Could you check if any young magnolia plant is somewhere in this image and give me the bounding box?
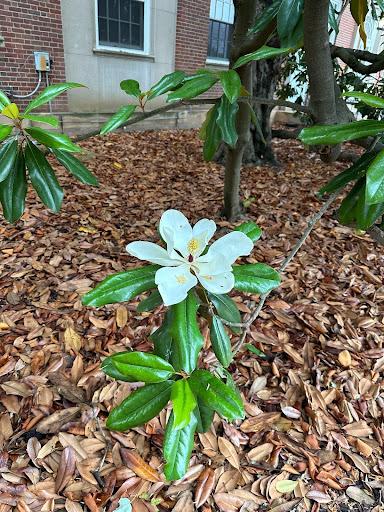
[0,83,98,222]
[82,209,280,480]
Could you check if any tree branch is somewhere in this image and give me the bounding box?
[331,45,384,74]
[231,190,340,354]
[368,225,384,246]
[72,97,310,144]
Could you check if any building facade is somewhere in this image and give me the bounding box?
[0,0,378,116]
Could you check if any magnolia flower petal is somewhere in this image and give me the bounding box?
[159,209,193,258]
[206,231,254,265]
[197,271,235,295]
[126,241,179,266]
[195,253,232,276]
[189,219,217,257]
[155,265,197,306]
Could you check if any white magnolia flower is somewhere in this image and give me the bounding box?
[126,209,254,306]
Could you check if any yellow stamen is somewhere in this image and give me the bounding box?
[188,238,200,254]
[176,275,187,284]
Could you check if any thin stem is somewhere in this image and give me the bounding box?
[232,190,340,355]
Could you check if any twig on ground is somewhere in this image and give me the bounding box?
[231,190,340,355]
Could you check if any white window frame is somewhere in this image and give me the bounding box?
[94,0,151,56]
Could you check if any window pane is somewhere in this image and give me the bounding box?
[98,0,107,17]
[131,1,144,24]
[131,24,142,48]
[120,0,131,21]
[208,20,232,59]
[99,17,108,42]
[108,0,119,19]
[98,0,145,50]
[109,19,119,43]
[120,21,130,45]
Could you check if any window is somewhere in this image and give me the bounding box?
[207,0,234,61]
[96,0,149,52]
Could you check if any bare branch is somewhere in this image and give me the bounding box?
[72,97,310,144]
[368,225,384,246]
[232,190,340,354]
[331,45,384,74]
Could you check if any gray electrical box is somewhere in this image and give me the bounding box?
[34,51,50,72]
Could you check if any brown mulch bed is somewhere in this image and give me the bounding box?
[0,130,383,512]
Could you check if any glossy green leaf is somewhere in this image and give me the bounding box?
[25,127,82,153]
[171,379,197,430]
[356,192,384,231]
[329,1,340,34]
[249,0,281,34]
[319,151,375,196]
[343,91,384,108]
[170,292,204,374]
[100,105,136,135]
[52,149,99,186]
[82,265,158,307]
[147,71,186,100]
[163,411,197,481]
[0,125,13,142]
[102,355,137,382]
[25,142,63,212]
[245,343,268,359]
[201,104,221,161]
[120,79,141,98]
[0,140,18,183]
[194,398,215,433]
[377,0,384,11]
[217,96,239,148]
[233,46,292,69]
[21,114,59,127]
[0,149,27,223]
[189,369,244,421]
[106,380,172,431]
[137,289,163,312]
[24,82,84,114]
[235,221,262,242]
[277,0,304,46]
[210,315,233,368]
[150,309,174,361]
[0,90,11,109]
[219,70,241,104]
[299,120,384,145]
[338,179,364,226]
[167,74,218,102]
[366,149,384,204]
[233,263,281,294]
[108,351,175,383]
[207,292,241,335]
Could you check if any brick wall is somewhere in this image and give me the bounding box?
[336,8,357,49]
[0,0,67,112]
[175,0,211,73]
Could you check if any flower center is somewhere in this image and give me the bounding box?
[187,238,199,255]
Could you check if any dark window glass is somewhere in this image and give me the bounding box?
[99,17,108,40]
[108,0,119,19]
[99,0,107,17]
[207,20,233,60]
[98,0,145,50]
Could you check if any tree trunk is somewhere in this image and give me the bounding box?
[223,0,257,220]
[243,0,283,165]
[303,0,340,162]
